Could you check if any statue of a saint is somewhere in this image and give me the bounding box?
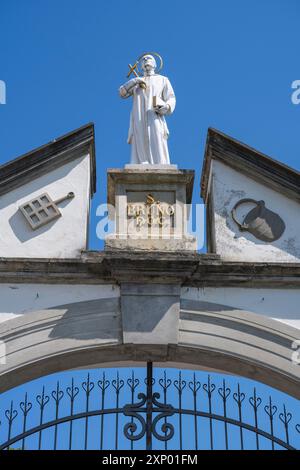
[119,54,176,165]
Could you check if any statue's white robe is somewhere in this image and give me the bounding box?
[126,75,176,164]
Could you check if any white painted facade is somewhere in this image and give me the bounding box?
[0,282,299,333]
[181,287,300,330]
[0,154,91,259]
[210,160,300,262]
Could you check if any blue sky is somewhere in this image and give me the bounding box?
[0,0,300,450]
[0,0,299,249]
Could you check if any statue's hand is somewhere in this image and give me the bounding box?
[155,103,170,115]
[135,77,146,89]
[119,77,146,98]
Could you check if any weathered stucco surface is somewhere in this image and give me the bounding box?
[1,282,300,331]
[181,286,300,329]
[0,155,91,259]
[211,160,300,262]
[0,284,119,323]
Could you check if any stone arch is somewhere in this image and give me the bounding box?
[0,297,299,397]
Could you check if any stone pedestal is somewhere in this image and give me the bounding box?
[105,166,197,251]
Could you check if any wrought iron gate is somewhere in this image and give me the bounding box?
[0,363,299,450]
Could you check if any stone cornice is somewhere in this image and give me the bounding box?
[0,123,96,197]
[0,251,299,287]
[201,128,300,203]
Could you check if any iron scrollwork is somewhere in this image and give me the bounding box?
[123,385,175,443]
[123,393,147,441]
[151,393,175,441]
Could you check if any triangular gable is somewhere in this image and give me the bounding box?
[201,128,300,203]
[201,128,300,262]
[0,123,96,197]
[0,124,96,259]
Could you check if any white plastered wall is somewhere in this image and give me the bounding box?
[0,284,120,323]
[182,286,300,330]
[211,160,300,262]
[0,154,91,258]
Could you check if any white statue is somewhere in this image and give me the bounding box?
[119,53,176,165]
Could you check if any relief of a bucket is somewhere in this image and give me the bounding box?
[231,198,286,243]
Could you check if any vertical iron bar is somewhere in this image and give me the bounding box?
[38,392,44,451]
[174,371,186,450]
[270,400,275,451]
[208,377,213,450]
[53,382,59,450]
[252,388,260,450]
[20,393,32,450]
[163,371,168,451]
[38,401,44,451]
[69,381,74,451]
[234,384,244,450]
[82,373,94,450]
[280,405,291,446]
[179,373,183,450]
[285,406,290,446]
[163,376,167,451]
[37,387,49,450]
[191,373,200,450]
[146,362,153,451]
[51,381,63,450]
[21,394,27,450]
[6,401,17,450]
[98,372,108,451]
[238,389,244,450]
[193,390,198,449]
[159,370,172,451]
[100,378,105,451]
[203,375,215,450]
[130,371,135,451]
[265,396,276,451]
[270,397,275,450]
[115,374,119,450]
[66,379,79,450]
[112,372,124,450]
[84,375,90,450]
[189,374,201,450]
[219,380,230,450]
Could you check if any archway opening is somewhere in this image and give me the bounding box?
[1,364,299,451]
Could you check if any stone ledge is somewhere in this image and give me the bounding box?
[124,164,178,170]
